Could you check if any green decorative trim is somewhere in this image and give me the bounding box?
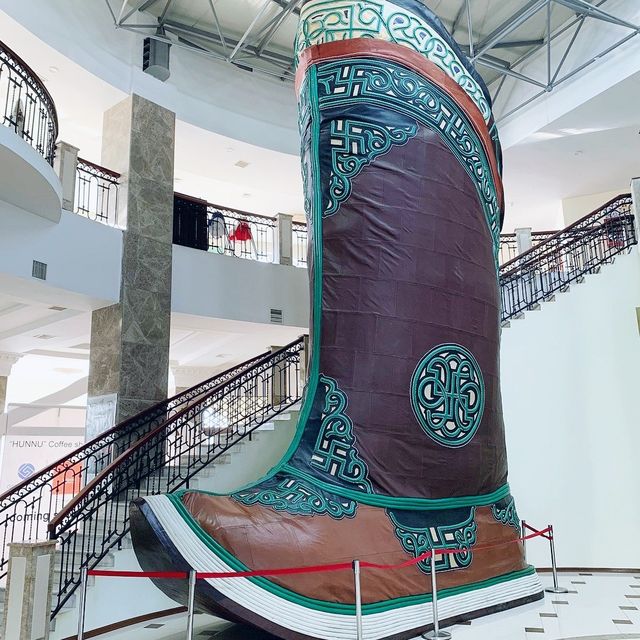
[310,375,373,492]
[491,496,521,532]
[167,493,536,615]
[388,508,477,574]
[232,475,358,519]
[410,344,485,448]
[315,58,502,261]
[325,118,418,216]
[283,466,511,510]
[296,0,491,123]
[233,66,325,494]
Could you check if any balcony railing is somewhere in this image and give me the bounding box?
[498,230,557,265]
[74,158,121,226]
[0,40,58,165]
[207,204,277,262]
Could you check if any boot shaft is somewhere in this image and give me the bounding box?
[291,0,508,502]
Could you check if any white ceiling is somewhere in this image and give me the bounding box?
[502,69,640,230]
[0,290,303,407]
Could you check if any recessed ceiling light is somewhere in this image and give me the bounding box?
[49,305,67,311]
[49,66,59,74]
[33,334,55,340]
[242,193,251,197]
[574,150,584,156]
[234,160,250,168]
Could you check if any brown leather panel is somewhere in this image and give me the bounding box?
[295,38,503,210]
[316,129,506,499]
[181,492,525,605]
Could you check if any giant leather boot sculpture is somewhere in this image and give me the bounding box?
[130,1,544,637]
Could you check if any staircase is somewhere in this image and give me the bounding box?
[499,194,636,326]
[48,407,300,638]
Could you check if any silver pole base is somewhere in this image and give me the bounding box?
[545,587,569,594]
[422,631,452,639]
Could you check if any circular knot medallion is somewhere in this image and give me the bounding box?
[411,344,485,448]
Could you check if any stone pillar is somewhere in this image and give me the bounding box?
[0,352,21,413]
[277,213,293,266]
[515,227,533,255]
[270,345,286,405]
[2,541,57,640]
[172,366,217,394]
[86,95,175,440]
[631,177,640,241]
[53,141,79,211]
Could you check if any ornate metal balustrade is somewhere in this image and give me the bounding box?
[0,349,270,584]
[500,195,636,322]
[47,337,305,616]
[0,40,58,164]
[292,221,308,267]
[74,159,121,226]
[207,204,277,262]
[498,230,557,265]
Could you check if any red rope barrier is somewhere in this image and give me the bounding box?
[523,521,552,540]
[87,525,552,580]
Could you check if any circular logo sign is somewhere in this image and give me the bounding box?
[18,463,36,480]
[411,344,485,448]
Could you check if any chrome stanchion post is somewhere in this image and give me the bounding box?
[422,550,451,640]
[186,570,197,639]
[77,567,88,640]
[521,519,527,562]
[353,560,364,640]
[544,525,568,594]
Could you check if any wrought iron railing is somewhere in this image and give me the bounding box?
[498,230,557,265]
[292,220,308,268]
[207,204,277,262]
[74,159,121,226]
[0,40,58,164]
[47,337,305,616]
[0,350,270,584]
[499,195,636,322]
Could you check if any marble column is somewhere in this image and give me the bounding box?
[86,95,175,439]
[2,541,57,640]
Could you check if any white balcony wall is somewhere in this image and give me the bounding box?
[171,244,309,328]
[0,203,309,324]
[0,205,121,308]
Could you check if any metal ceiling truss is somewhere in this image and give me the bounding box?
[103,0,639,118]
[103,0,302,80]
[469,0,640,120]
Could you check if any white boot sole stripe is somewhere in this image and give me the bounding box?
[143,495,543,640]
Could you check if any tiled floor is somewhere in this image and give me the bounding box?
[100,572,640,639]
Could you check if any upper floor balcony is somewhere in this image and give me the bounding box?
[0,39,61,221]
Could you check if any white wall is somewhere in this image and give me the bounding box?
[502,250,640,569]
[0,204,122,309]
[562,189,626,226]
[172,244,309,328]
